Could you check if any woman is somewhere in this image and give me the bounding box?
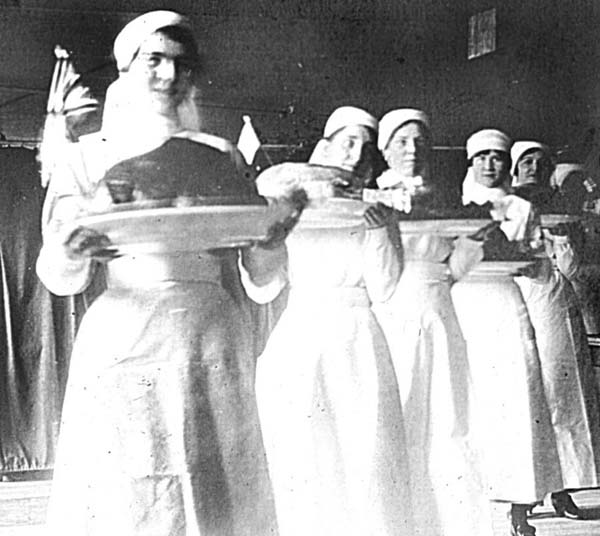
[373,108,493,536]
[256,107,414,536]
[37,11,292,535]
[452,129,562,536]
[511,141,600,519]
[552,163,600,334]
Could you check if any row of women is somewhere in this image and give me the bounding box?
[34,9,600,536]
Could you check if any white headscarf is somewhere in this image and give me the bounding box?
[510,140,551,187]
[309,106,378,168]
[77,11,202,180]
[551,162,584,188]
[321,106,378,139]
[99,10,201,165]
[462,128,512,205]
[113,10,192,72]
[465,128,511,160]
[462,129,533,241]
[377,108,430,151]
[375,108,431,206]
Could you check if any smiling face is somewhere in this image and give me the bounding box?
[383,120,431,178]
[471,149,510,189]
[127,31,196,115]
[515,149,553,187]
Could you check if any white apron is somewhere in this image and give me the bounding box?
[452,264,563,503]
[375,233,494,536]
[38,132,283,536]
[516,267,600,488]
[256,225,414,536]
[46,252,277,536]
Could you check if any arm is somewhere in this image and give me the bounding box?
[238,244,288,305]
[362,205,401,303]
[448,236,484,282]
[36,144,110,296]
[549,232,579,279]
[36,196,97,296]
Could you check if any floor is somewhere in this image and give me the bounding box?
[492,489,600,535]
[0,481,599,535]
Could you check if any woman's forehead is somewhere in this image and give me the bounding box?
[391,121,428,138]
[137,32,186,56]
[333,124,374,142]
[519,148,547,161]
[474,149,506,157]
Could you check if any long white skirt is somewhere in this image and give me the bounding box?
[516,271,600,489]
[452,272,563,503]
[375,262,494,536]
[47,280,276,536]
[257,288,414,536]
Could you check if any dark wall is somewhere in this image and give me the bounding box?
[0,0,599,161]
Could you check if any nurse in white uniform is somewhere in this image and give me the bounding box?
[452,129,563,536]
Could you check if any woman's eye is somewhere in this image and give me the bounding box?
[143,55,162,68]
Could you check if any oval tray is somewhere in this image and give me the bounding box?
[467,260,537,277]
[298,198,370,228]
[540,213,582,227]
[75,204,292,254]
[396,218,493,236]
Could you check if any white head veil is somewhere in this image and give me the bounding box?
[101,10,201,148]
[462,128,512,205]
[376,108,431,191]
[510,140,551,187]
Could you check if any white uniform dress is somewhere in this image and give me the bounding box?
[256,222,414,536]
[515,235,600,489]
[374,230,494,536]
[37,131,283,536]
[452,261,563,503]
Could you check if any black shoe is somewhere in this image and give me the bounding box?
[510,504,537,536]
[551,491,582,520]
[510,519,536,536]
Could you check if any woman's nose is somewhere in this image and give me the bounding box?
[404,139,416,154]
[155,58,177,81]
[348,143,363,163]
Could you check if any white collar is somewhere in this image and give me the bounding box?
[376,168,424,192]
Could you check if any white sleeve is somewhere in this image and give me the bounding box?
[36,239,94,296]
[238,244,288,304]
[363,226,401,303]
[36,144,97,296]
[550,234,579,279]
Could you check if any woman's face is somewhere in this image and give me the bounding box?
[383,121,431,178]
[324,124,376,175]
[515,149,553,187]
[472,150,510,188]
[127,31,195,115]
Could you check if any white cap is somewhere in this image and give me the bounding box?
[466,128,511,160]
[552,162,584,188]
[322,106,378,139]
[113,10,192,71]
[378,108,430,151]
[510,140,550,176]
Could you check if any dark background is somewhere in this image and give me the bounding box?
[0,0,598,173]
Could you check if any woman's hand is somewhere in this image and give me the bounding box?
[257,188,308,250]
[468,220,501,242]
[364,203,393,230]
[64,226,120,262]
